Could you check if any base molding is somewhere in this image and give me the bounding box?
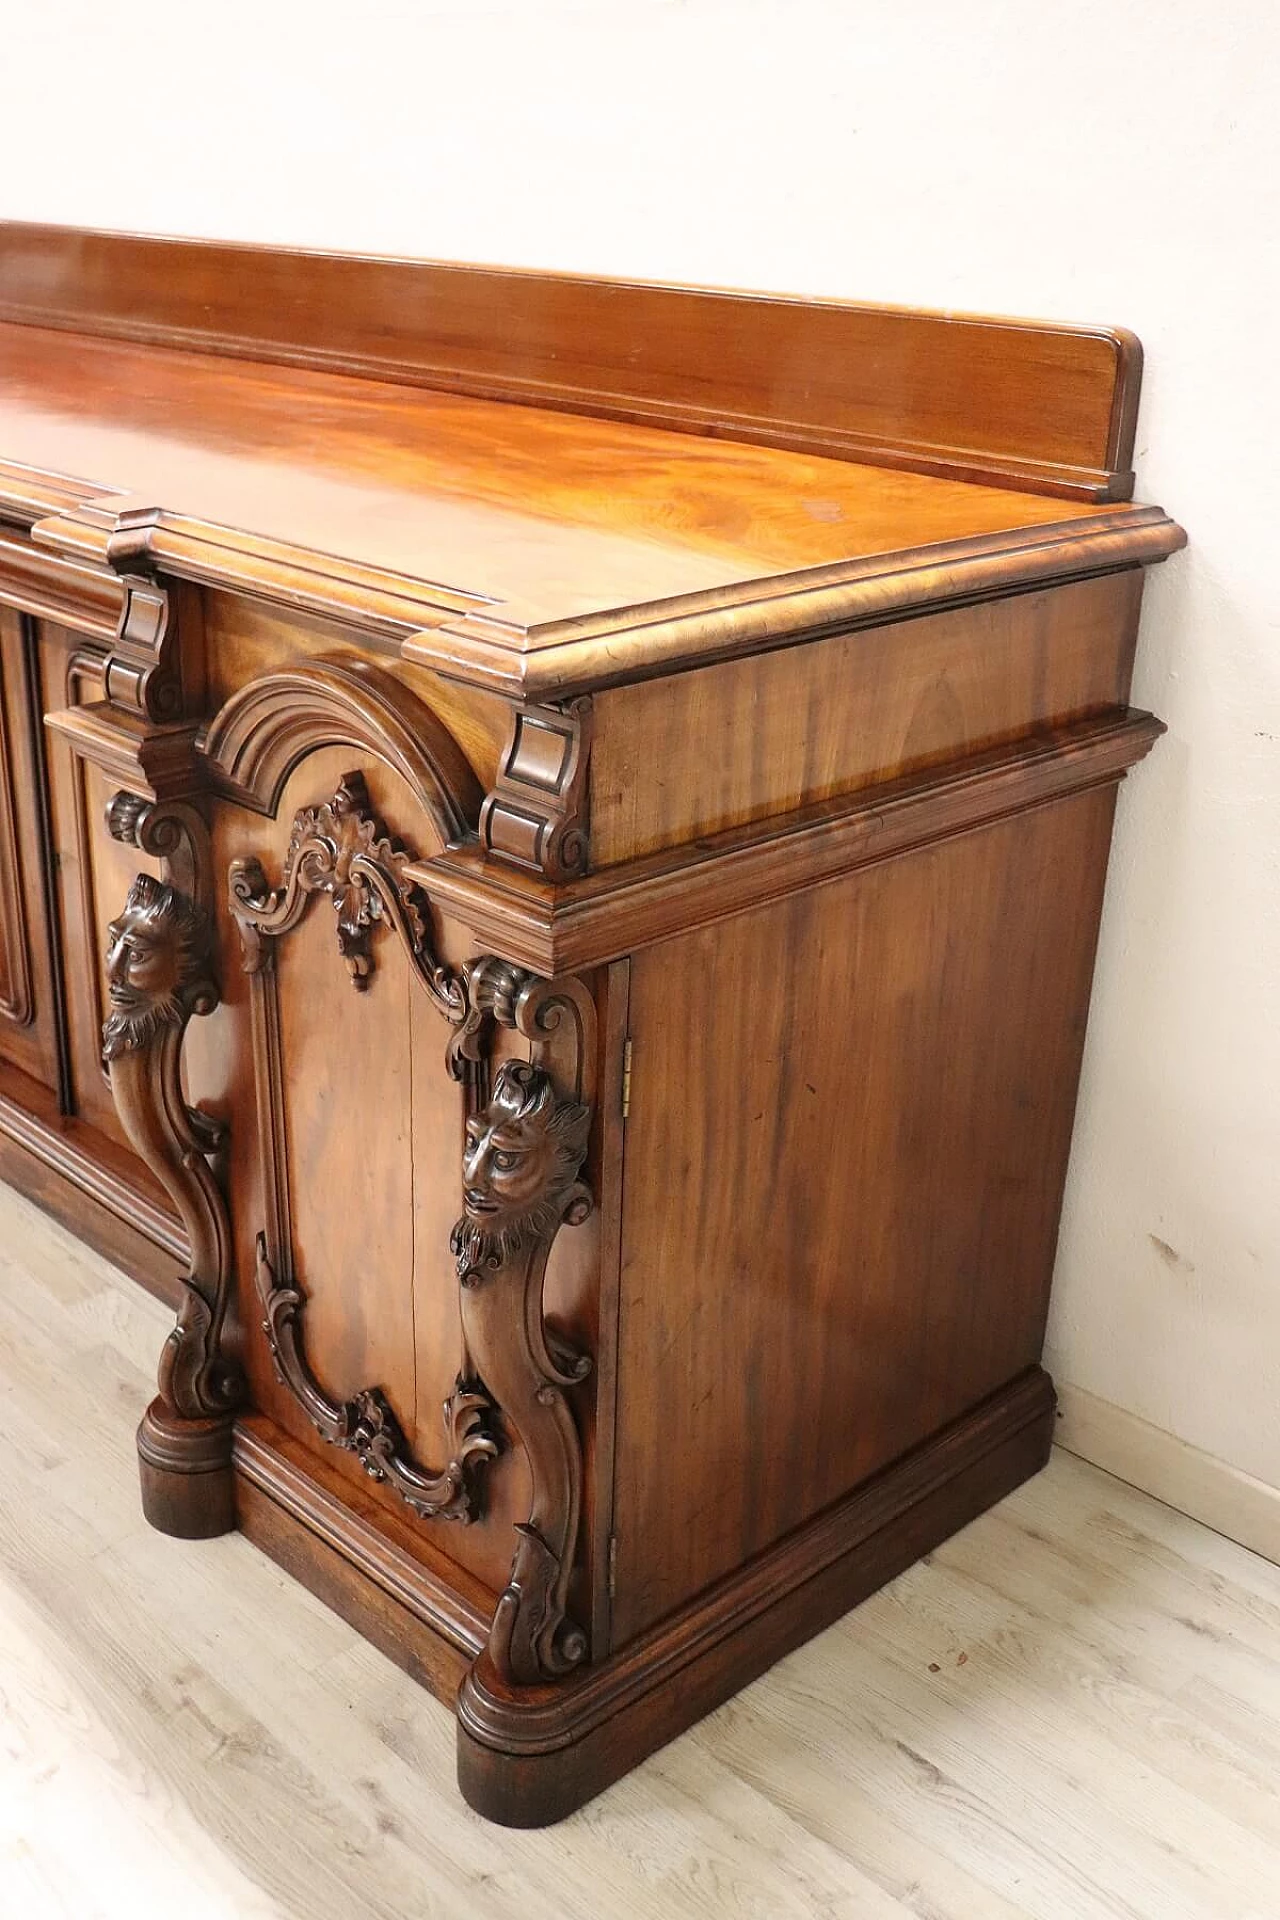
[231,1415,489,1704]
[458,1366,1056,1826]
[0,1070,183,1305]
[1052,1379,1280,1567]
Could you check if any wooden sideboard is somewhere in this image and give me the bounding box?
[0,223,1184,1825]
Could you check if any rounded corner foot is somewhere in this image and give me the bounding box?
[136,1397,237,1539]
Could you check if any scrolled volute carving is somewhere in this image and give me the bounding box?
[101,859,242,1424]
[254,1235,499,1524]
[229,769,463,1020]
[452,1056,595,1686]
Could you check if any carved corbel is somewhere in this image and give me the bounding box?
[479,697,592,881]
[451,960,597,1685]
[39,496,188,722]
[102,791,244,1538]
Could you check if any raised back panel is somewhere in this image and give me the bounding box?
[0,223,1140,501]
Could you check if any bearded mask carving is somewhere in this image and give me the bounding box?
[102,873,215,1062]
[451,1059,591,1277]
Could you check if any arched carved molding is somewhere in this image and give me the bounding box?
[203,651,482,845]
[231,768,499,1525]
[253,1235,499,1523]
[447,955,598,1685]
[101,792,244,1536]
[479,696,592,881]
[228,755,599,1655]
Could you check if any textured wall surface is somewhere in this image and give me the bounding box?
[2,0,1276,1485]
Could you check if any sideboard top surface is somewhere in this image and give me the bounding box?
[0,225,1185,696]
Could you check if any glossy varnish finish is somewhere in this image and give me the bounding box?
[0,226,1186,1825]
[0,221,1143,499]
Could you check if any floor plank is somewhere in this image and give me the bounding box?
[1,1179,1278,1919]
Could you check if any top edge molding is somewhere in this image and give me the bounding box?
[0,221,1141,502]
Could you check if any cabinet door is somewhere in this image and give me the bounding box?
[0,606,64,1092]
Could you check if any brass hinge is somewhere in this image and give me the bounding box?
[608,1533,619,1599]
[621,1037,633,1121]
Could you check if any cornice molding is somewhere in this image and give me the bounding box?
[412,709,1165,975]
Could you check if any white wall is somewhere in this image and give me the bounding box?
[3,1,1277,1515]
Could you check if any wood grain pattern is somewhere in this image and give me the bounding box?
[0,235,1189,1830]
[590,569,1144,861]
[611,788,1119,1642]
[0,613,38,1030]
[411,710,1163,978]
[0,610,67,1095]
[0,223,1143,499]
[0,322,1183,698]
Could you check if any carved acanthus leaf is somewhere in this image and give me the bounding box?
[229,770,463,1019]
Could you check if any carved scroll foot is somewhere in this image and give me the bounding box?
[137,1399,237,1539]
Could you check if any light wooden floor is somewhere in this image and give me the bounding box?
[2,1182,1279,1919]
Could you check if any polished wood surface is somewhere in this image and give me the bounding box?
[0,607,61,1086]
[591,569,1143,861]
[0,221,1142,501]
[0,227,1187,1825]
[7,1184,1280,1919]
[611,793,1115,1641]
[0,325,1175,687]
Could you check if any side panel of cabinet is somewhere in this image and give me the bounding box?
[0,606,64,1092]
[610,784,1119,1646]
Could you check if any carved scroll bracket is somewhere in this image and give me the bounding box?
[479,696,592,882]
[106,788,212,914]
[101,790,243,1535]
[34,496,185,724]
[450,956,597,1686]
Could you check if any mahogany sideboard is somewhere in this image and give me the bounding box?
[0,223,1185,1825]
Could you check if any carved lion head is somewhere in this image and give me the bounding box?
[102,873,213,1062]
[452,1059,590,1275]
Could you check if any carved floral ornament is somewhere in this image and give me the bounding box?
[228,769,462,1017]
[226,769,597,1682]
